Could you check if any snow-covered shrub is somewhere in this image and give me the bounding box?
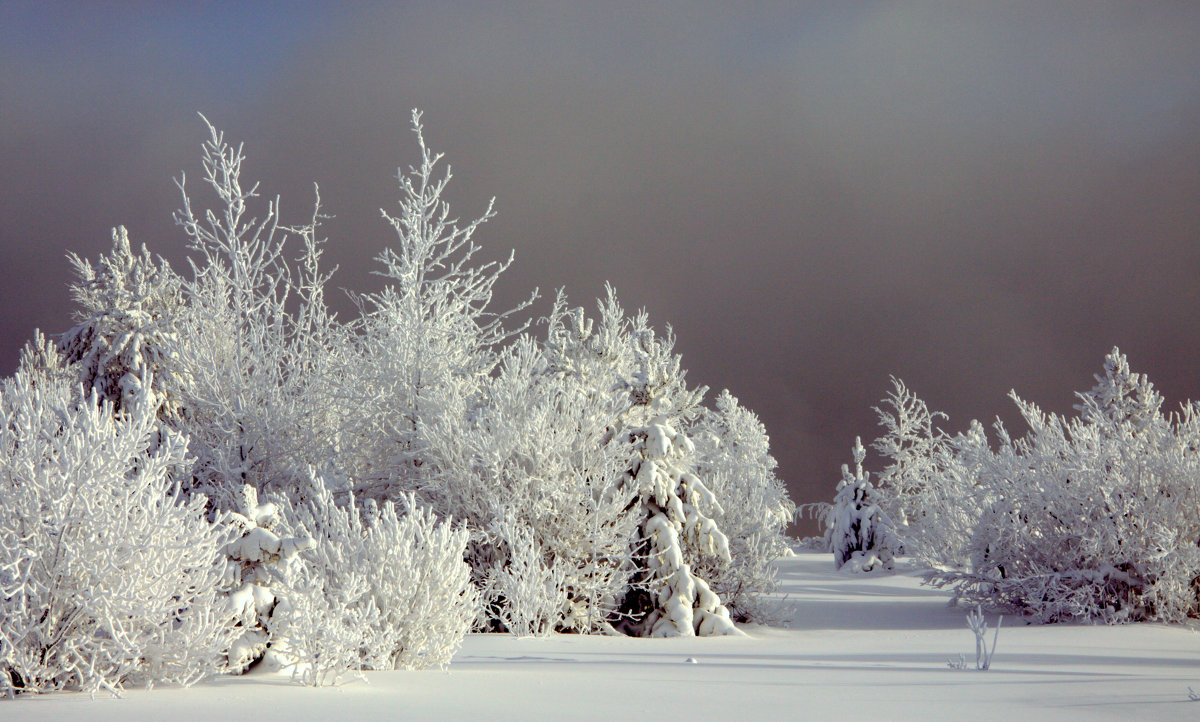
[29,110,796,653]
[864,349,1200,623]
[870,378,980,567]
[948,605,1002,671]
[692,390,795,621]
[966,605,1001,670]
[481,514,570,637]
[930,349,1200,622]
[421,333,639,635]
[272,471,476,677]
[0,341,238,696]
[825,438,903,573]
[266,563,377,687]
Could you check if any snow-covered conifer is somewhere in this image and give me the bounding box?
[621,422,741,636]
[223,484,315,673]
[825,437,903,573]
[60,226,186,420]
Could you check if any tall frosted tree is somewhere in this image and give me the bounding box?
[166,117,346,508]
[346,110,535,503]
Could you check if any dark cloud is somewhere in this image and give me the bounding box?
[3,2,1200,533]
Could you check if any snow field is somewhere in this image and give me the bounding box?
[8,551,1199,721]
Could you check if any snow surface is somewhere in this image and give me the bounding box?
[8,551,1200,720]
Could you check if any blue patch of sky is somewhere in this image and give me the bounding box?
[2,2,335,102]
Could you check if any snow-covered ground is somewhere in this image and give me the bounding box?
[8,551,1200,720]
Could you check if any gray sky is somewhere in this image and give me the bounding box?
[3,2,1199,532]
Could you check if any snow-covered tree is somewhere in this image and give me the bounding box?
[621,421,742,636]
[167,117,346,509]
[691,390,795,621]
[0,338,239,696]
[825,437,903,573]
[223,484,315,673]
[59,227,186,421]
[346,109,534,503]
[17,109,799,665]
[537,291,749,636]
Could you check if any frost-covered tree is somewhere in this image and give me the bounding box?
[825,437,903,573]
[691,390,795,621]
[870,379,946,539]
[0,338,239,696]
[167,117,346,508]
[347,110,534,502]
[59,227,186,421]
[538,291,748,636]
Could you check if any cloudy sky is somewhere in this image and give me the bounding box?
[3,2,1199,531]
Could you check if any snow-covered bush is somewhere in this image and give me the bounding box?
[423,333,638,635]
[271,471,476,679]
[266,563,376,687]
[692,390,795,621]
[481,514,570,637]
[930,349,1200,622]
[868,378,981,567]
[0,340,239,696]
[825,437,903,573]
[864,349,1200,623]
[25,109,796,659]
